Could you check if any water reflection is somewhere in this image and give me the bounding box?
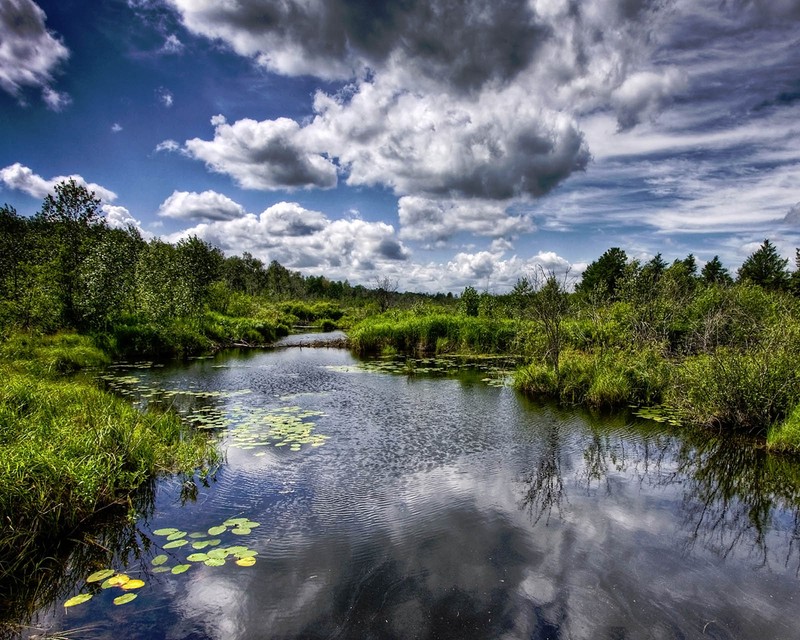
[9,346,800,639]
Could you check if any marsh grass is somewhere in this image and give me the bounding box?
[349,312,516,355]
[0,332,219,581]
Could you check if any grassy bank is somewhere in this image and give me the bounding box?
[0,333,219,575]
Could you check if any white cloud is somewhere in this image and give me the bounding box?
[161,34,184,54]
[0,0,69,106]
[111,123,123,133]
[155,139,180,153]
[158,189,246,222]
[0,162,118,202]
[183,115,338,191]
[157,87,174,107]
[398,197,533,242]
[168,201,409,278]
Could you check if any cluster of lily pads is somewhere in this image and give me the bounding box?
[634,406,684,426]
[149,517,262,573]
[327,356,516,387]
[62,517,262,610]
[229,406,328,454]
[63,569,146,608]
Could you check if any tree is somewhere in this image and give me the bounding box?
[34,180,107,326]
[459,285,479,317]
[374,276,398,313]
[737,239,789,291]
[0,204,28,301]
[576,247,628,300]
[529,267,571,378]
[701,255,732,286]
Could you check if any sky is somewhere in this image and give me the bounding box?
[1,0,799,293]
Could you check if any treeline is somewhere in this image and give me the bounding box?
[0,180,445,355]
[352,243,800,450]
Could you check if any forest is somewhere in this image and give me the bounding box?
[3,180,800,586]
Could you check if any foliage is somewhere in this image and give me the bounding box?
[737,239,790,291]
[575,247,628,299]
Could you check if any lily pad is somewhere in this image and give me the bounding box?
[208,525,227,536]
[207,548,228,559]
[171,564,191,575]
[64,593,93,607]
[163,539,188,549]
[224,518,248,526]
[192,540,210,550]
[113,593,137,605]
[187,553,209,562]
[242,521,260,528]
[235,550,258,559]
[204,558,225,567]
[152,566,171,574]
[121,579,145,590]
[86,569,116,583]
[231,527,251,535]
[188,532,208,539]
[236,557,256,567]
[103,574,130,588]
[153,528,180,536]
[166,531,187,541]
[226,546,247,554]
[206,539,222,547]
[151,554,168,566]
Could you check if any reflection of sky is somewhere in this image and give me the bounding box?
[48,347,800,639]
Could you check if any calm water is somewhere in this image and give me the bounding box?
[18,341,800,639]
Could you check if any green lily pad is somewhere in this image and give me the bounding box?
[206,539,222,547]
[113,593,137,606]
[208,525,227,536]
[207,548,227,559]
[204,558,225,567]
[235,550,258,558]
[192,540,210,550]
[153,528,179,536]
[187,553,209,562]
[86,569,116,583]
[242,521,260,528]
[188,532,207,539]
[171,564,191,575]
[166,531,187,541]
[223,518,248,526]
[102,574,130,588]
[226,546,247,554]
[64,593,93,607]
[151,554,168,566]
[152,566,171,574]
[231,527,251,535]
[163,539,188,549]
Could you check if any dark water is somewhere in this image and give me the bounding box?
[19,342,800,639]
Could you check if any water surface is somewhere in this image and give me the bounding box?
[22,343,800,639]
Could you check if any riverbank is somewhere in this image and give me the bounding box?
[0,333,220,582]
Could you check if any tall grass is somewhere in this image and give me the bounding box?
[349,312,517,355]
[0,333,219,575]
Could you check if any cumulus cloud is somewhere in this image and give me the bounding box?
[169,201,409,277]
[0,0,69,106]
[161,34,184,54]
[398,197,533,242]
[0,162,118,202]
[183,116,338,191]
[158,190,246,222]
[112,123,123,133]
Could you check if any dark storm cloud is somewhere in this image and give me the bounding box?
[170,0,548,92]
[0,0,69,102]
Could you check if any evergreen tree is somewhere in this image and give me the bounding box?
[737,239,790,291]
[576,247,628,299]
[701,255,732,285]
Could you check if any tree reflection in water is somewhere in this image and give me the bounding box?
[518,406,800,571]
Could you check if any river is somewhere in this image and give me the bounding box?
[16,339,800,639]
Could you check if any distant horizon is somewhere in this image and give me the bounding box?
[2,0,799,293]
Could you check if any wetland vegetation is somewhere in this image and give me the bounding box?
[4,182,800,636]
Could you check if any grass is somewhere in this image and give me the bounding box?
[0,332,219,576]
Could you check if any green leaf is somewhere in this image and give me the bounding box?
[187,553,209,562]
[166,531,187,541]
[192,540,210,550]
[171,564,191,575]
[163,539,188,549]
[208,525,227,536]
[86,569,116,583]
[207,548,228,559]
[231,527,251,535]
[64,593,93,608]
[113,593,137,605]
[153,528,179,536]
[151,554,168,566]
[152,566,171,574]
[204,558,225,567]
[223,518,248,526]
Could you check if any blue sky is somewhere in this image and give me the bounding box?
[2,0,799,292]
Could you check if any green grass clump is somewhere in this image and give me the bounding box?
[0,368,218,572]
[0,332,109,374]
[349,312,516,355]
[767,404,800,451]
